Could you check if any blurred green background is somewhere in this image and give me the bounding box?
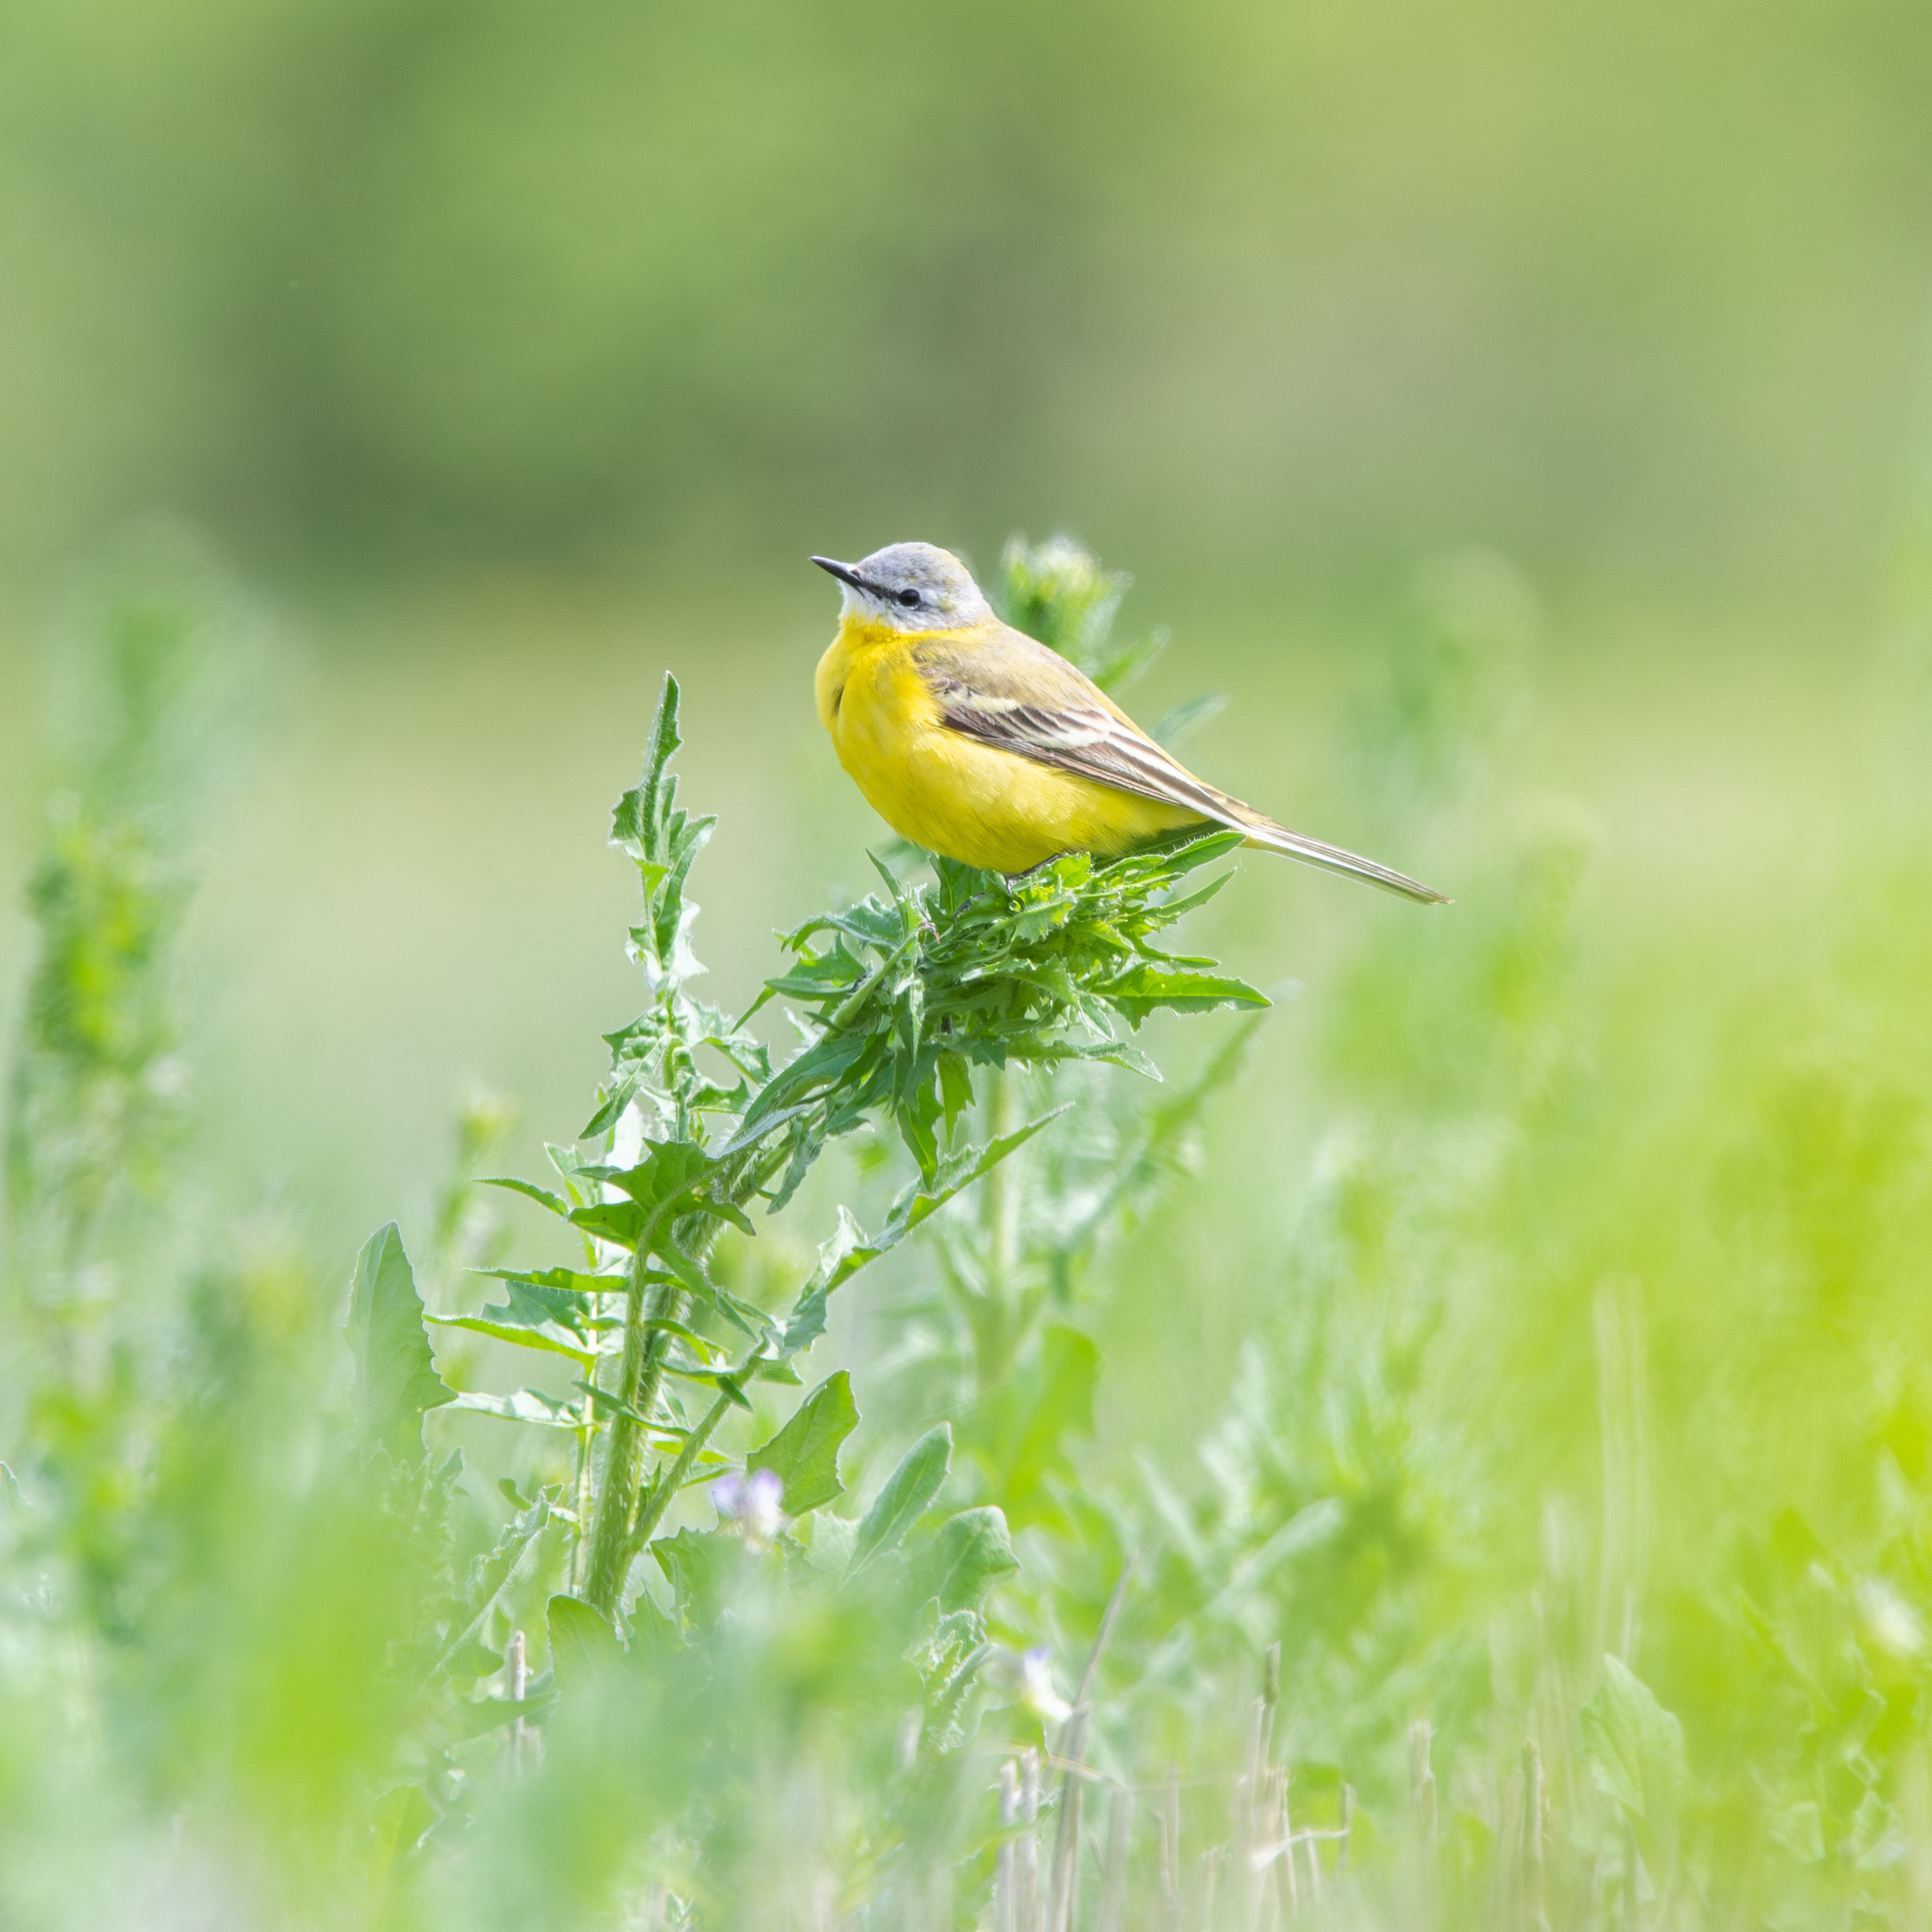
[8,3,1932,1917]
[6,0,1925,1272]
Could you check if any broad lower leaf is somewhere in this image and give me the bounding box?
[653,1526,742,1623]
[343,1223,454,1461]
[475,1278,595,1328]
[747,1371,859,1515]
[918,1506,1019,1613]
[1581,1655,1688,1824]
[431,1492,553,1680]
[968,1324,1100,1530]
[850,1424,951,1575]
[372,1785,437,1869]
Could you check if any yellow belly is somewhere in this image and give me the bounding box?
[816,631,1202,873]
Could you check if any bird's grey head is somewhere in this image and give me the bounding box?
[809,542,992,633]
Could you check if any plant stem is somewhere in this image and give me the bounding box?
[582,1151,778,1618]
[584,1242,687,1618]
[571,1422,593,1594]
[624,1354,758,1557]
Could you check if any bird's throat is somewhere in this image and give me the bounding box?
[834,612,919,652]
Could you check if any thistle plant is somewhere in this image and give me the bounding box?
[388,541,1265,1665]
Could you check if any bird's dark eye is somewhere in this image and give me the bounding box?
[897,589,921,608]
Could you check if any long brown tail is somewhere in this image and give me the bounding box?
[1225,805,1450,905]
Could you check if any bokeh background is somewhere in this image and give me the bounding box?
[8,0,1929,1258]
[8,0,1932,1771]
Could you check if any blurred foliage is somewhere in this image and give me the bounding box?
[6,1,1932,1910]
[2,0,1930,596]
[8,532,1932,1925]
[4,541,250,1299]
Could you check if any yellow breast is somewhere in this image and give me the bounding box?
[814,617,1199,873]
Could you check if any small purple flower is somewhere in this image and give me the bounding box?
[1018,1645,1073,1724]
[986,1644,1073,1724]
[711,1467,786,1550]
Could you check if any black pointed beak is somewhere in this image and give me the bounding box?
[810,556,874,595]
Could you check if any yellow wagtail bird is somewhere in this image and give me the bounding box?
[811,541,1449,904]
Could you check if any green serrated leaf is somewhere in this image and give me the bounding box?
[741,1030,875,1139]
[1071,1039,1163,1079]
[611,672,682,864]
[1103,964,1270,1025]
[475,1266,626,1298]
[579,1078,643,1141]
[479,1278,594,1327]
[702,1195,757,1236]
[938,1051,974,1140]
[565,1198,646,1247]
[427,1277,602,1363]
[575,1382,680,1432]
[593,1140,716,1214]
[746,1371,859,1515]
[661,1363,755,1407]
[445,1388,584,1430]
[707,1099,822,1162]
[781,1108,1070,1357]
[1151,867,1237,923]
[851,1424,952,1575]
[639,1318,727,1359]
[650,1233,717,1303]
[425,1312,596,1366]
[343,1224,454,1461]
[477,1176,569,1218]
